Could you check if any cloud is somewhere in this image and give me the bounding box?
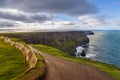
[0,0,98,15]
[0,8,27,22]
[41,15,108,30]
[40,15,107,30]
[30,13,52,22]
[0,19,15,27]
[78,15,107,26]
[111,20,120,26]
[0,0,99,30]
[0,22,14,27]
[0,8,52,23]
[2,0,118,31]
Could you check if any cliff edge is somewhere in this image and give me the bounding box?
[1,31,94,56]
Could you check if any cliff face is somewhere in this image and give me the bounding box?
[1,31,93,56]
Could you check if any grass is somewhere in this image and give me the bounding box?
[33,44,120,80]
[0,37,46,80]
[6,37,46,80]
[55,40,75,53]
[10,38,28,48]
[0,39,29,80]
[16,53,46,80]
[10,38,46,80]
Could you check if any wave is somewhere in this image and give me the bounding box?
[86,45,98,58]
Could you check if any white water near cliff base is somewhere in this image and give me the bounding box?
[75,46,86,57]
[86,31,120,67]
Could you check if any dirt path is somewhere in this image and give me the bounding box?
[29,46,115,80]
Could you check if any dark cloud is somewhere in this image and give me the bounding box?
[0,0,98,28]
[0,0,98,15]
[0,9,52,23]
[0,0,8,7]
[0,10,27,22]
[29,13,52,22]
[0,21,15,27]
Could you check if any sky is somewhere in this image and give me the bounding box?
[0,0,120,32]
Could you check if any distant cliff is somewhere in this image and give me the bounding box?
[1,31,94,56]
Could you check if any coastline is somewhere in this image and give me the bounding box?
[86,31,120,68]
[0,31,120,79]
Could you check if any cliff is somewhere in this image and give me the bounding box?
[1,31,93,56]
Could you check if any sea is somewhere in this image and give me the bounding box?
[85,30,120,67]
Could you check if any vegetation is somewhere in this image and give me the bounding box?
[0,39,28,80]
[0,37,46,80]
[9,37,46,80]
[33,44,120,80]
[0,31,89,55]
[2,32,119,79]
[17,53,46,80]
[10,38,28,48]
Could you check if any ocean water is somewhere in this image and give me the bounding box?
[86,31,120,67]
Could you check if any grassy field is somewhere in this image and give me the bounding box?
[0,39,29,80]
[33,44,120,80]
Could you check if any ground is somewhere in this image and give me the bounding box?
[30,46,115,80]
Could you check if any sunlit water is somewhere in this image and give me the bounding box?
[86,31,120,67]
[1,30,120,67]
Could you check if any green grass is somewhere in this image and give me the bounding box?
[5,38,46,80]
[33,44,120,80]
[11,37,46,78]
[0,38,46,80]
[10,38,28,48]
[0,39,29,80]
[17,53,46,80]
[55,40,75,53]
